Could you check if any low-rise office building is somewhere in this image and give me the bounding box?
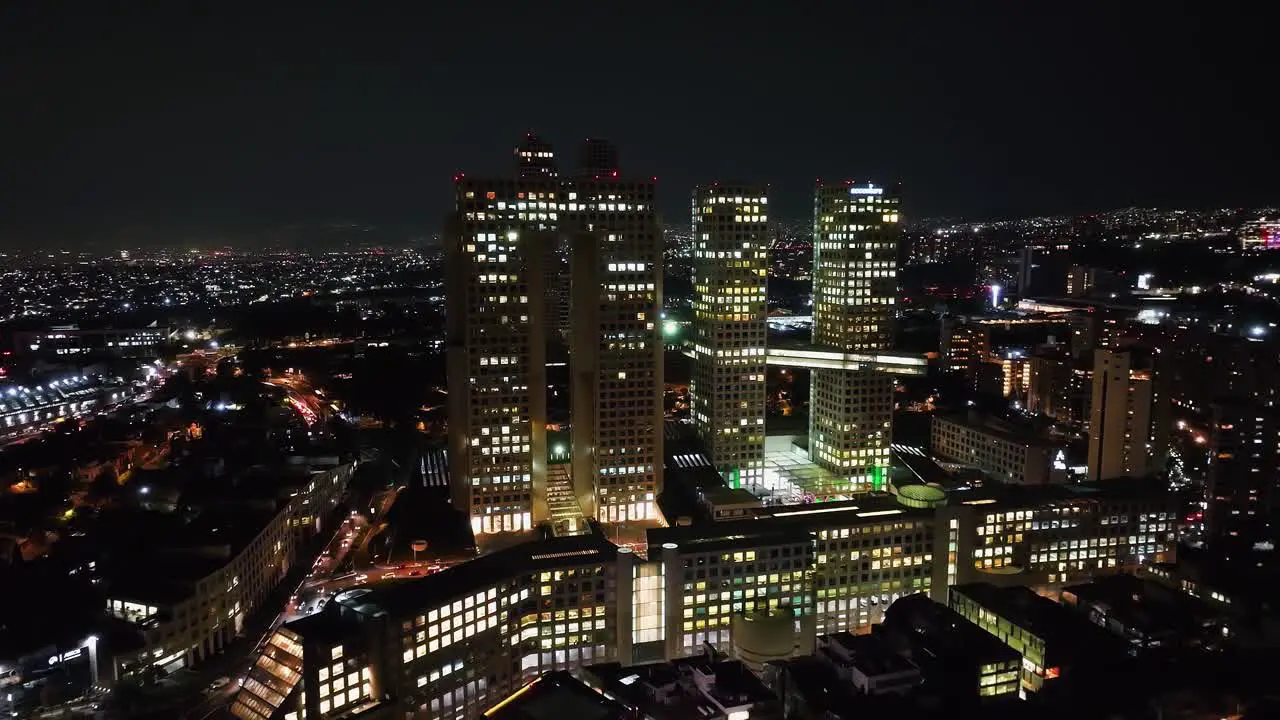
[104,504,297,676]
[926,412,1064,484]
[880,593,1021,700]
[931,413,1064,485]
[104,460,354,678]
[0,375,133,437]
[232,478,1176,718]
[234,532,624,720]
[1060,574,1230,652]
[816,631,920,696]
[948,582,1126,694]
[954,480,1176,586]
[13,324,171,359]
[0,633,104,718]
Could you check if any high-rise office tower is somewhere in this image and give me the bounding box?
[1016,247,1034,296]
[1027,347,1092,427]
[689,185,770,488]
[445,177,555,537]
[566,174,664,524]
[516,133,558,179]
[1065,265,1091,297]
[1206,401,1280,545]
[1087,347,1170,481]
[1066,265,1121,298]
[809,182,902,492]
[447,138,664,533]
[939,318,990,376]
[1070,307,1126,359]
[812,183,899,350]
[578,138,619,179]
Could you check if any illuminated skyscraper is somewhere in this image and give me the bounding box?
[578,138,619,179]
[1087,348,1170,481]
[566,174,664,524]
[808,182,902,492]
[445,177,555,537]
[446,138,663,536]
[812,182,899,351]
[1207,401,1280,546]
[515,133,558,179]
[689,185,769,488]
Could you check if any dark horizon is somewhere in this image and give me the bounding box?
[3,3,1276,248]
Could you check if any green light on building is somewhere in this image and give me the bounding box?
[871,465,887,492]
[663,320,679,338]
[726,466,741,489]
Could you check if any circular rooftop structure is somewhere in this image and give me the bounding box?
[895,483,947,509]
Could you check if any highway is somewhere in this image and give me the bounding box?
[264,372,331,420]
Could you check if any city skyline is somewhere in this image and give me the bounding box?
[7,5,1280,717]
[3,4,1277,247]
[5,138,1280,716]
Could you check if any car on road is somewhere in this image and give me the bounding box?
[354,573,368,583]
[209,676,232,691]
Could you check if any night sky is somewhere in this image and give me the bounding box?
[2,3,1274,246]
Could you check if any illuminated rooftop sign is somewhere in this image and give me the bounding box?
[849,186,883,196]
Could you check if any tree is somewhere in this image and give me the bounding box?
[37,470,74,508]
[88,466,120,503]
